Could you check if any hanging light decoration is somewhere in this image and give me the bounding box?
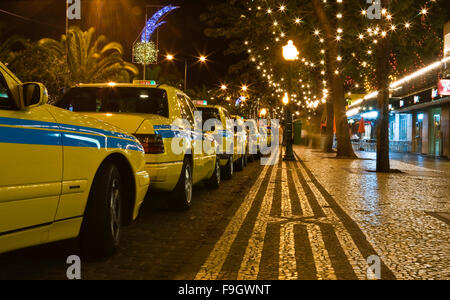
[133,41,158,65]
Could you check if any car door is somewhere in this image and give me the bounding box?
[0,67,63,237]
[176,94,205,183]
[221,108,236,159]
[185,96,216,180]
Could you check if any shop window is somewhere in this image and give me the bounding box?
[399,115,408,141]
[389,115,395,141]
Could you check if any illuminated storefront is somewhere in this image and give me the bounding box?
[346,58,450,157]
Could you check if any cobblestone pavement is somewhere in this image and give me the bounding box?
[0,147,448,280]
[0,157,262,280]
[298,148,450,280]
[179,147,449,280]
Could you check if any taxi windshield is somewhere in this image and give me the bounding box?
[56,87,169,118]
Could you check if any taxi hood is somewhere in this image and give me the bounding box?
[81,113,170,134]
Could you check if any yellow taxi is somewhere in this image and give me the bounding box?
[195,105,247,179]
[56,82,220,210]
[245,118,261,160]
[231,115,250,165]
[262,120,273,150]
[0,62,150,257]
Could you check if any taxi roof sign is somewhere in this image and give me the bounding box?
[133,80,157,86]
[193,100,208,106]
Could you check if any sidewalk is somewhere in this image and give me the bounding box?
[295,146,449,279]
[356,151,450,173]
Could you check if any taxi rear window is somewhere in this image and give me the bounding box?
[196,107,221,122]
[56,87,169,118]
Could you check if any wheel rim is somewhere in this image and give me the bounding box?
[216,160,221,184]
[230,158,233,176]
[185,165,192,205]
[110,178,121,244]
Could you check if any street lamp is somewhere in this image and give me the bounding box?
[260,108,267,118]
[283,40,299,61]
[282,93,289,105]
[165,54,207,91]
[282,40,298,161]
[184,55,207,91]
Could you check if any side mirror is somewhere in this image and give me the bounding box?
[20,83,48,109]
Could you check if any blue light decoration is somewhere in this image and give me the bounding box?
[235,96,246,107]
[141,5,179,43]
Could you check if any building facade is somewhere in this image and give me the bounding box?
[391,88,450,157]
[347,59,450,158]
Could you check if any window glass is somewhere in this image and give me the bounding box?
[389,115,395,141]
[177,94,195,126]
[56,87,169,118]
[0,74,14,110]
[184,96,197,114]
[229,116,243,131]
[222,109,231,120]
[399,115,408,141]
[196,107,221,125]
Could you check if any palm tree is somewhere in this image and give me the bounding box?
[38,26,138,85]
[0,35,28,63]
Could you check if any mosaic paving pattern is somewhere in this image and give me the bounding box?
[191,148,444,280]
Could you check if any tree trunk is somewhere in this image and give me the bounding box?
[313,70,334,153]
[324,100,334,152]
[309,112,322,149]
[324,60,336,153]
[375,0,391,172]
[331,72,357,158]
[311,0,357,158]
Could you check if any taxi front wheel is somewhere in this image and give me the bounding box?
[235,155,245,172]
[79,162,122,258]
[169,158,193,211]
[248,152,254,163]
[205,157,221,189]
[222,156,233,180]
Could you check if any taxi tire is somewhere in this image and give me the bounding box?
[248,152,254,163]
[169,158,193,211]
[205,157,221,189]
[79,162,122,259]
[222,156,233,180]
[235,155,245,172]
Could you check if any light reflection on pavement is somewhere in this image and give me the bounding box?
[297,147,449,280]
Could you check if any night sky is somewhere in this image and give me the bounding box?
[0,0,239,87]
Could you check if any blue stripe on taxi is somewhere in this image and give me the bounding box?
[0,117,144,152]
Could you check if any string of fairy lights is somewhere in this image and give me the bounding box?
[245,1,325,119]
[231,0,441,120]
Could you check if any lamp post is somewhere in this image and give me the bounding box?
[260,108,267,118]
[165,54,207,91]
[282,40,298,161]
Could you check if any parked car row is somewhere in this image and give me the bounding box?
[0,62,268,257]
